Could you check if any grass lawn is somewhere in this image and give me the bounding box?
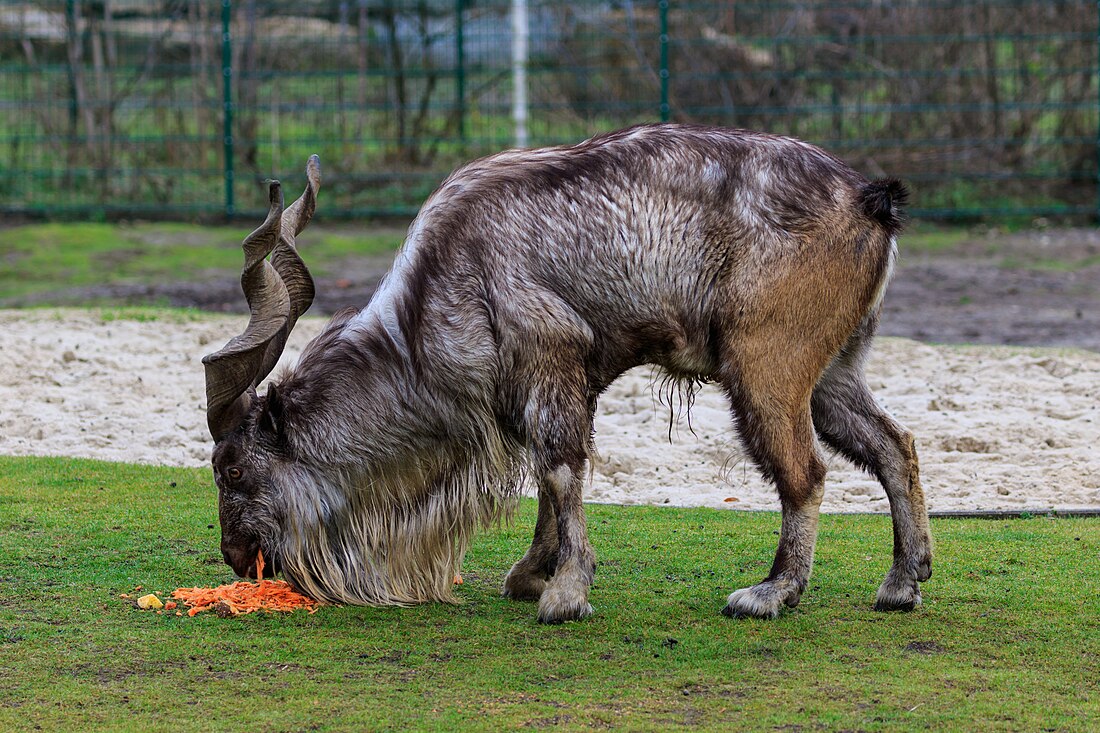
[0,222,405,302]
[1,456,1097,731]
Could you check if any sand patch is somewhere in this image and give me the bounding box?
[2,309,1097,512]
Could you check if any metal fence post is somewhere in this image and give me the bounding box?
[456,0,466,143]
[222,0,235,218]
[512,0,528,148]
[659,0,669,122]
[64,0,77,134]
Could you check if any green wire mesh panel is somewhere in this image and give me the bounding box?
[661,1,1098,218]
[0,2,227,215]
[0,0,1096,220]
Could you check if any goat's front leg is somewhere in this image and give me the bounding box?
[502,490,558,601]
[531,461,595,624]
[506,374,596,623]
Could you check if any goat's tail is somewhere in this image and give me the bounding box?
[858,178,909,238]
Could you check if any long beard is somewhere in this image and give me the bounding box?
[272,437,526,606]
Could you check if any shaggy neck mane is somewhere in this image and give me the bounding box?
[264,216,525,606]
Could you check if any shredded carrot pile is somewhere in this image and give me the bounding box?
[171,551,321,617]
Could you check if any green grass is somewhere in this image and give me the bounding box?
[2,456,1097,731]
[899,222,974,254]
[90,306,212,324]
[0,222,405,302]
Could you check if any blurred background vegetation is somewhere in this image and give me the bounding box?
[0,0,1096,221]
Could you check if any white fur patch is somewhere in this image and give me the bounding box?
[724,581,791,619]
[869,236,898,314]
[345,215,427,335]
[702,159,724,188]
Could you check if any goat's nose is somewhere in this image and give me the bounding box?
[222,548,233,566]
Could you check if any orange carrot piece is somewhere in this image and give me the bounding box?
[171,549,321,617]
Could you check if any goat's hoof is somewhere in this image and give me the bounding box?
[722,580,798,620]
[537,601,593,624]
[874,570,923,612]
[502,566,547,602]
[536,584,593,624]
[874,591,921,613]
[916,555,933,583]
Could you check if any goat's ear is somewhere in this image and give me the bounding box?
[258,386,288,449]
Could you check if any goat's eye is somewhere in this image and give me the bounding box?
[226,467,243,481]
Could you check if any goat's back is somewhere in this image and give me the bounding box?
[358,124,901,395]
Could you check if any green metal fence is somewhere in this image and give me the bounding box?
[1,0,1097,221]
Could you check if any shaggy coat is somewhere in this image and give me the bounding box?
[207,124,932,622]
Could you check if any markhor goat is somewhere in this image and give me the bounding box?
[204,124,932,623]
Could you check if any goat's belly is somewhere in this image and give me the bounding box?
[589,314,719,384]
[655,345,718,379]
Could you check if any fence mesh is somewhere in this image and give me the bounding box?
[1,0,1096,220]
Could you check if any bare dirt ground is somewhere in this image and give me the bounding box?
[2,227,1098,513]
[880,227,1100,352]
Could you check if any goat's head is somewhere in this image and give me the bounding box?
[202,156,320,580]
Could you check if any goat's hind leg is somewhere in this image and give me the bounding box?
[811,330,933,611]
[721,373,828,619]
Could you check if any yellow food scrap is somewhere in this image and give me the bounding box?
[137,593,164,610]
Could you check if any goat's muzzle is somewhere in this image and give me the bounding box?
[220,539,280,580]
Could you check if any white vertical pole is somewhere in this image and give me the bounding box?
[511,0,528,148]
